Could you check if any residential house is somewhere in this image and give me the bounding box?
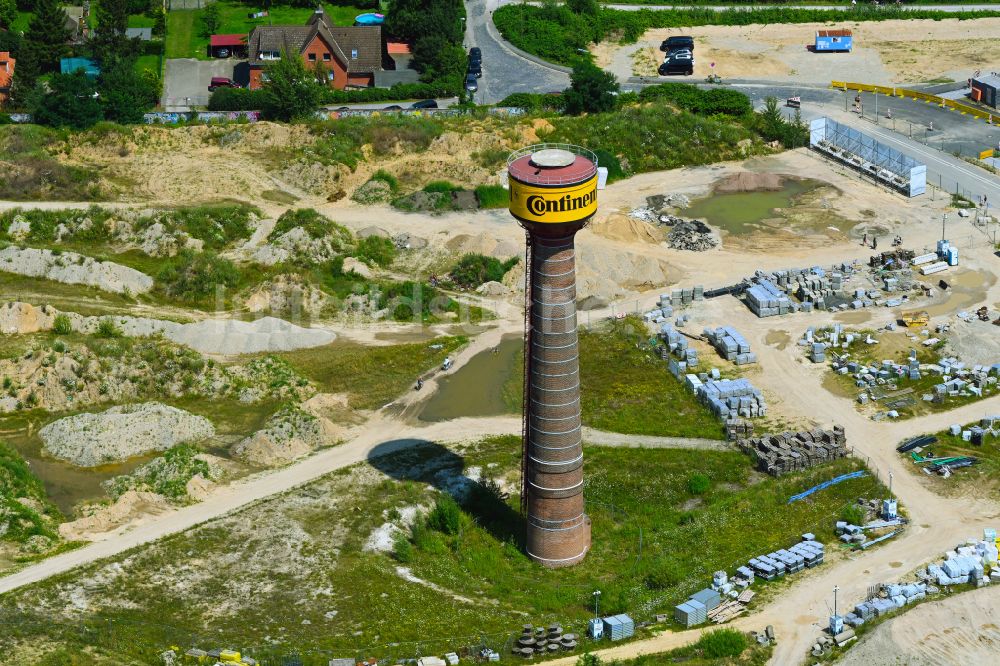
[246,7,389,90]
[64,5,90,43]
[0,52,14,107]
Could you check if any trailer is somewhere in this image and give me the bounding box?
[815,29,852,53]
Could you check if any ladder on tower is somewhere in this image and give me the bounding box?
[520,231,532,516]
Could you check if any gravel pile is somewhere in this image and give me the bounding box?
[40,402,215,467]
[0,246,153,294]
[167,316,336,355]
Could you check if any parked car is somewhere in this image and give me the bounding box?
[383,105,403,110]
[411,99,438,109]
[215,48,231,58]
[659,55,693,76]
[469,47,481,59]
[468,62,482,78]
[465,73,479,93]
[660,35,694,53]
[208,77,237,91]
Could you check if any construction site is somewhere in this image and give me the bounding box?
[3,35,1000,664]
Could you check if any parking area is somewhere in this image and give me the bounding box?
[162,58,246,110]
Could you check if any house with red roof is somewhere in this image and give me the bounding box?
[0,52,14,107]
[247,7,389,91]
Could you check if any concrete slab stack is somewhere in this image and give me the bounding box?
[704,326,757,365]
[737,427,847,476]
[698,378,766,419]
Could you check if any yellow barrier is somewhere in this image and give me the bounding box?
[829,80,1000,124]
[981,149,996,160]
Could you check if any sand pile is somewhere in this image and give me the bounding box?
[58,491,171,541]
[714,171,786,193]
[0,246,154,294]
[40,402,215,467]
[590,214,662,244]
[446,232,521,260]
[232,406,326,467]
[167,316,336,355]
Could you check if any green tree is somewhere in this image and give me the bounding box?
[29,70,102,129]
[259,51,324,121]
[426,494,462,535]
[0,0,17,30]
[201,3,221,38]
[576,654,602,666]
[840,504,865,526]
[566,0,599,15]
[98,59,158,123]
[563,61,618,115]
[92,0,141,66]
[22,0,71,73]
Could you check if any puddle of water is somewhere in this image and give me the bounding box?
[0,420,154,515]
[685,179,823,236]
[419,335,522,422]
[920,268,996,317]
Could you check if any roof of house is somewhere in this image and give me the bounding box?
[211,33,248,47]
[386,41,411,55]
[816,29,852,38]
[247,7,384,73]
[0,52,15,90]
[973,75,1000,89]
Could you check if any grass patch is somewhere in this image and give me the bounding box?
[474,185,508,209]
[505,316,724,438]
[0,440,62,544]
[0,126,103,201]
[279,337,467,409]
[0,436,882,660]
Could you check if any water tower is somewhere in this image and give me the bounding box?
[507,144,598,568]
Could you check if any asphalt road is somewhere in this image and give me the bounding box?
[465,0,570,103]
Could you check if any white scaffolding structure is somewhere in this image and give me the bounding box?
[809,117,926,197]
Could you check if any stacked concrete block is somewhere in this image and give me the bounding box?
[746,279,790,318]
[749,540,824,582]
[704,326,757,365]
[660,323,698,368]
[737,427,847,476]
[698,378,766,419]
[810,343,826,363]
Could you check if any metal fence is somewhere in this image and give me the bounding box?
[166,0,214,9]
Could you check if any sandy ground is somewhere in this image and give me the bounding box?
[5,146,1000,664]
[838,585,1000,665]
[594,18,1000,85]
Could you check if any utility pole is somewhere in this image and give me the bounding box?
[834,585,839,618]
[874,92,878,125]
[889,471,893,499]
[942,213,948,241]
[593,590,601,619]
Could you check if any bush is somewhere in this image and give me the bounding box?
[96,318,123,338]
[52,313,73,335]
[355,235,397,268]
[207,87,263,112]
[157,250,241,299]
[426,494,462,535]
[841,503,865,526]
[563,61,619,116]
[696,629,747,659]
[497,92,565,113]
[423,180,460,194]
[639,83,751,117]
[687,472,710,495]
[370,169,399,192]
[643,557,682,590]
[270,208,350,244]
[450,253,519,288]
[591,148,623,182]
[392,532,414,563]
[474,185,508,209]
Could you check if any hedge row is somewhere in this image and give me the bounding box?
[207,82,453,111]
